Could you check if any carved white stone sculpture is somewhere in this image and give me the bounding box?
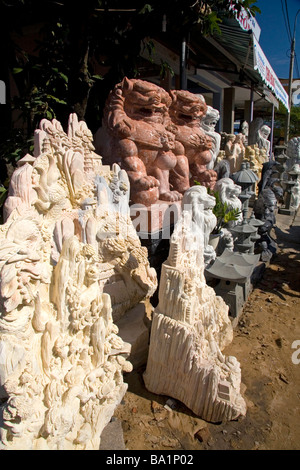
[286,136,300,171]
[0,114,157,450]
[201,105,221,170]
[257,125,271,157]
[248,117,271,157]
[214,178,243,227]
[143,185,247,423]
[288,163,300,211]
[241,120,249,146]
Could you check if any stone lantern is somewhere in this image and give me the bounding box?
[205,248,260,321]
[275,150,287,166]
[230,219,257,254]
[231,162,258,219]
[247,212,265,245]
[279,165,300,215]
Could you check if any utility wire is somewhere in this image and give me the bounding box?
[281,0,300,77]
[284,0,293,41]
[281,0,292,42]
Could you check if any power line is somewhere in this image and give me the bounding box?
[284,0,293,41]
[281,1,300,77]
[281,0,292,42]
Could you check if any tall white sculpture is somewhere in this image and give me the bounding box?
[248,117,271,157]
[143,185,247,423]
[241,121,249,146]
[286,136,300,170]
[214,178,243,227]
[0,114,157,450]
[201,105,221,170]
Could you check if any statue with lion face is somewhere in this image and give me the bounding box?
[169,90,217,190]
[95,77,190,206]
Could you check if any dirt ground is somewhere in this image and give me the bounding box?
[114,210,300,451]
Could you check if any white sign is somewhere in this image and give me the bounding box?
[253,36,290,111]
[228,0,261,40]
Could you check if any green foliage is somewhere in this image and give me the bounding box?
[0,187,8,207]
[1,0,261,168]
[273,103,300,141]
[290,106,300,138]
[0,128,34,165]
[10,19,71,134]
[194,181,241,233]
[210,189,241,234]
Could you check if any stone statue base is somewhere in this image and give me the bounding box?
[130,200,182,236]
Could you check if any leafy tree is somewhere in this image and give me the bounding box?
[0,0,260,169]
[273,103,300,142]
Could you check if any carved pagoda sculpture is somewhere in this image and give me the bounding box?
[169,90,217,189]
[95,77,190,206]
[143,185,247,423]
[0,113,157,450]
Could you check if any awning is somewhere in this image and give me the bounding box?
[253,35,290,111]
[210,18,290,112]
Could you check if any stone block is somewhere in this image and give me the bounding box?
[116,303,150,369]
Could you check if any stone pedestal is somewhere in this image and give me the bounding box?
[214,280,245,321]
[279,177,298,216]
[130,200,182,235]
[116,302,151,369]
[205,249,260,324]
[130,201,182,305]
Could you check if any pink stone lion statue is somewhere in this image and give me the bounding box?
[95,77,190,206]
[169,90,217,190]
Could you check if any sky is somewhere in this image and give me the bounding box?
[255,0,300,79]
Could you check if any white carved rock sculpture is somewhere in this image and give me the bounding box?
[201,105,221,171]
[214,178,243,227]
[223,134,245,173]
[286,136,300,171]
[0,114,157,450]
[248,117,271,157]
[143,185,246,423]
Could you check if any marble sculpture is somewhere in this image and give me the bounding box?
[286,136,300,171]
[95,79,217,206]
[0,113,157,450]
[144,185,247,423]
[213,178,243,228]
[200,105,221,171]
[223,133,245,173]
[169,90,217,189]
[248,117,271,157]
[95,77,190,206]
[241,121,249,146]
